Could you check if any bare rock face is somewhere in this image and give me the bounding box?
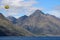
[7,16,17,24]
[0,13,35,36]
[16,15,28,26]
[16,9,60,36]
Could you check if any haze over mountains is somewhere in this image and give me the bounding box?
[0,9,60,36]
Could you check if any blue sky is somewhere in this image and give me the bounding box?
[0,0,60,18]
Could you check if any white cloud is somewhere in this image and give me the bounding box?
[48,5,60,18]
[53,6,60,10]
[0,0,41,18]
[1,0,37,7]
[48,10,60,18]
[1,0,24,7]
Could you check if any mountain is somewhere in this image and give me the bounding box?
[16,10,60,36]
[0,13,35,36]
[16,15,28,26]
[7,16,17,24]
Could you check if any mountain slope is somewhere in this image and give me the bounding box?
[16,15,28,26]
[0,13,35,36]
[7,16,17,24]
[16,10,60,36]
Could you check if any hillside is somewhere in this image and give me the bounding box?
[0,13,34,36]
[16,10,60,36]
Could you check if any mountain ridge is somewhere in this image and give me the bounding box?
[0,13,35,36]
[15,9,60,36]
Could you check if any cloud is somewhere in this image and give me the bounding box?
[0,0,42,18]
[47,5,60,18]
[53,5,60,10]
[1,0,37,7]
[48,10,60,18]
[1,0,24,7]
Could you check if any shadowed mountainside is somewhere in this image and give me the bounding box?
[7,16,17,24]
[0,13,35,36]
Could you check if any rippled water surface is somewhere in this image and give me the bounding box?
[0,36,60,40]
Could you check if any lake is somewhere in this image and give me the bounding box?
[0,36,60,40]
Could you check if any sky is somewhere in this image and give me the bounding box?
[0,0,60,18]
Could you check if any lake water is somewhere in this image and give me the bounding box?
[0,36,60,40]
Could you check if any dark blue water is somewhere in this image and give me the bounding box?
[0,36,60,40]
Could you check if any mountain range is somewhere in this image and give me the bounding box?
[0,13,35,36]
[0,9,60,36]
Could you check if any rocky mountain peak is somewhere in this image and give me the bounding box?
[0,13,6,19]
[30,9,44,17]
[18,15,28,21]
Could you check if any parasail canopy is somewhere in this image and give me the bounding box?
[4,5,9,9]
